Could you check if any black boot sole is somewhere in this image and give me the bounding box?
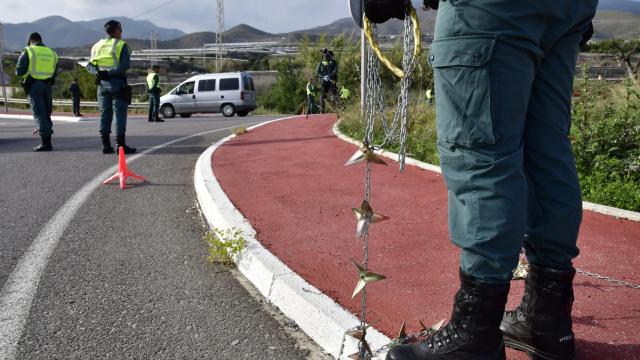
[504,337,576,360]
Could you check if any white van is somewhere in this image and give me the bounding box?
[160,72,257,118]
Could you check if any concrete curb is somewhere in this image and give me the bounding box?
[0,113,96,122]
[194,115,392,360]
[332,120,640,223]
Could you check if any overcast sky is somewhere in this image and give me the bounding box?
[0,0,353,34]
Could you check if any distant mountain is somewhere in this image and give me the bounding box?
[4,0,640,54]
[597,0,640,15]
[2,16,185,52]
[593,11,640,39]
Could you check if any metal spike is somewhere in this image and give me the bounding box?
[419,320,428,332]
[352,279,367,298]
[352,200,389,239]
[361,338,373,356]
[346,329,365,341]
[431,319,445,332]
[397,321,407,339]
[345,147,388,166]
[351,260,386,298]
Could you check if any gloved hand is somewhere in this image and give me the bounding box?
[364,0,411,24]
[423,0,439,10]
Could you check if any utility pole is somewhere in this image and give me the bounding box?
[0,22,8,113]
[216,0,224,72]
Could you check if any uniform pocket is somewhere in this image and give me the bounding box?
[430,35,497,146]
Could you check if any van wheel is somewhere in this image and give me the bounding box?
[236,111,249,117]
[221,104,235,117]
[161,105,176,118]
[179,113,192,118]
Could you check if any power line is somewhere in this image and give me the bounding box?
[132,0,181,20]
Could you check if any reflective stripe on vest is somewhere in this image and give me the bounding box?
[307,84,316,96]
[147,73,158,89]
[90,38,126,70]
[24,46,58,80]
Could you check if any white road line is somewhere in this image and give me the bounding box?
[0,122,259,360]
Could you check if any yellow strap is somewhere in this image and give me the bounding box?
[363,6,422,79]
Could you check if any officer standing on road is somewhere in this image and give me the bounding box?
[384,1,598,360]
[87,20,136,154]
[147,65,163,123]
[15,32,58,152]
[306,77,317,118]
[69,79,83,117]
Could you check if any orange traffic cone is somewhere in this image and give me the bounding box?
[103,147,146,189]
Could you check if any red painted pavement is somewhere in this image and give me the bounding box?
[213,115,640,359]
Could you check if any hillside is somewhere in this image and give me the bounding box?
[593,11,640,39]
[2,16,185,51]
[597,0,640,15]
[5,1,640,55]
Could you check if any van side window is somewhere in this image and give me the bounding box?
[219,78,240,91]
[178,81,195,95]
[198,79,216,92]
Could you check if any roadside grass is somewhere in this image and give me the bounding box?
[338,79,640,212]
[233,126,249,136]
[202,227,247,266]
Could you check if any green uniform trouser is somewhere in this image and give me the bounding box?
[430,0,597,284]
[148,91,160,121]
[28,80,53,137]
[97,78,128,137]
[307,94,315,115]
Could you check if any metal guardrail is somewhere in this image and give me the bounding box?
[0,98,149,109]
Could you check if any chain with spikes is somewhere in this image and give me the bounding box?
[343,5,433,359]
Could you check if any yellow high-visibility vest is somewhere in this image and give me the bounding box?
[307,83,316,96]
[426,89,434,99]
[147,73,159,90]
[24,46,58,80]
[90,38,127,70]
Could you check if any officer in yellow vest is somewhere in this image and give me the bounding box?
[15,32,58,151]
[339,86,350,100]
[86,20,136,154]
[306,77,317,118]
[147,65,163,122]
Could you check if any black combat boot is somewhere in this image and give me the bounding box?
[101,134,115,154]
[116,135,136,154]
[386,270,510,360]
[500,265,576,360]
[33,135,53,152]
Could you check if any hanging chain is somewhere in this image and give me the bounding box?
[353,11,420,359]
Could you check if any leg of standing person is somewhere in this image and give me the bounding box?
[387,0,543,358]
[73,95,80,116]
[98,86,115,154]
[307,95,314,118]
[113,85,135,154]
[148,93,154,122]
[501,3,596,359]
[152,93,163,122]
[30,82,53,151]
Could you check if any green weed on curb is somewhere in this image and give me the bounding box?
[203,228,247,266]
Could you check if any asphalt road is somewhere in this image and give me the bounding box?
[0,114,328,359]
